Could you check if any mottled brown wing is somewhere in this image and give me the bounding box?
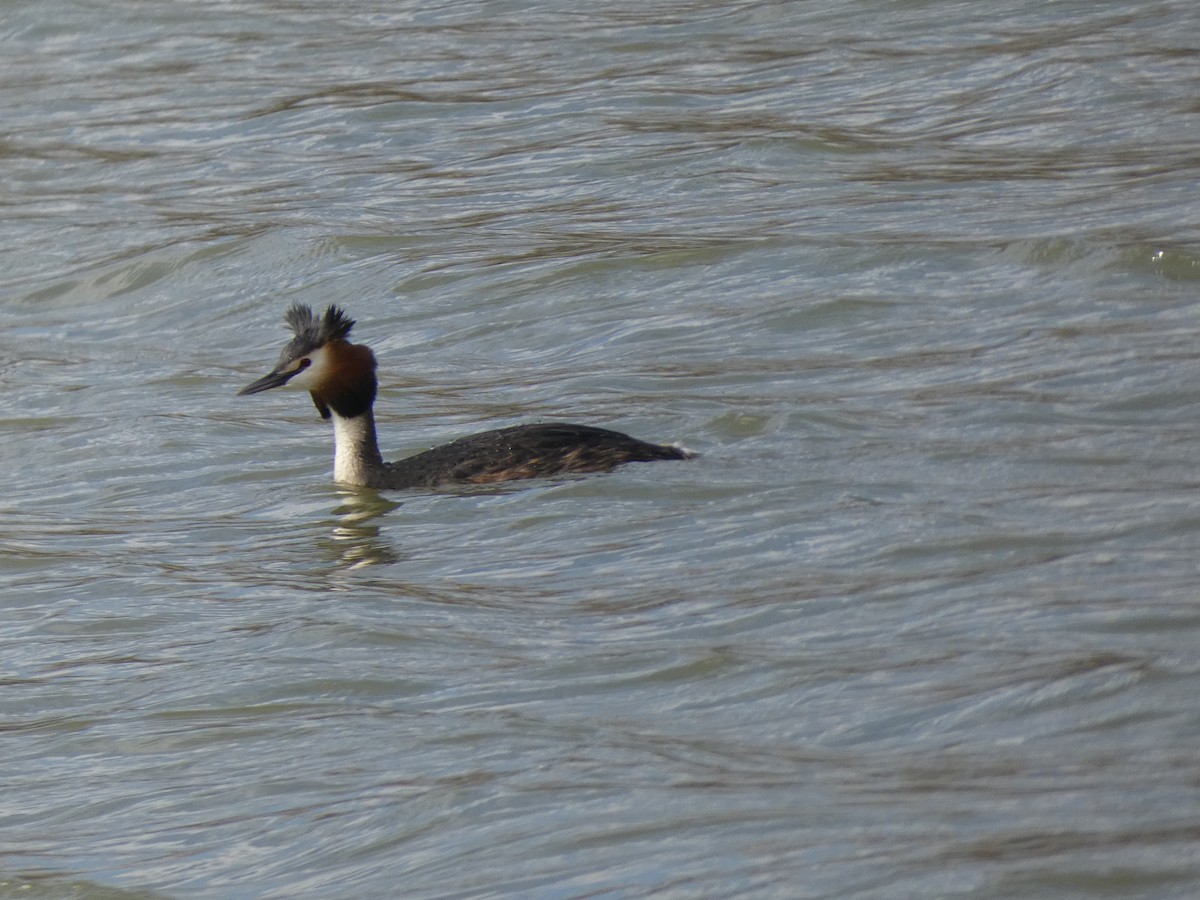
[391,423,688,487]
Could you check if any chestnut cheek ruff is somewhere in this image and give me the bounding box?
[309,342,378,421]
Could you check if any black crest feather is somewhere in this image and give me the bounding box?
[282,303,355,355]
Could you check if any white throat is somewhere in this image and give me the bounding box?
[330,411,382,486]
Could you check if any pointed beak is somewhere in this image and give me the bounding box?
[237,368,294,396]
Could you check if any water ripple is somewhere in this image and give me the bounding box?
[2,0,1199,896]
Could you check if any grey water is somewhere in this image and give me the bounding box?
[2,1,1199,897]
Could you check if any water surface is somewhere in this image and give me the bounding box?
[2,1,1199,897]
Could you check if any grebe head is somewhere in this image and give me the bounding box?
[237,303,377,419]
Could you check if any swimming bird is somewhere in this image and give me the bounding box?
[237,304,693,489]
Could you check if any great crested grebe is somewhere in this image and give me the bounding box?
[237,304,694,489]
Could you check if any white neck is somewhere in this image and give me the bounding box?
[330,411,384,486]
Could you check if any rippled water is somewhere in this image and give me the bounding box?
[3,1,1199,897]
